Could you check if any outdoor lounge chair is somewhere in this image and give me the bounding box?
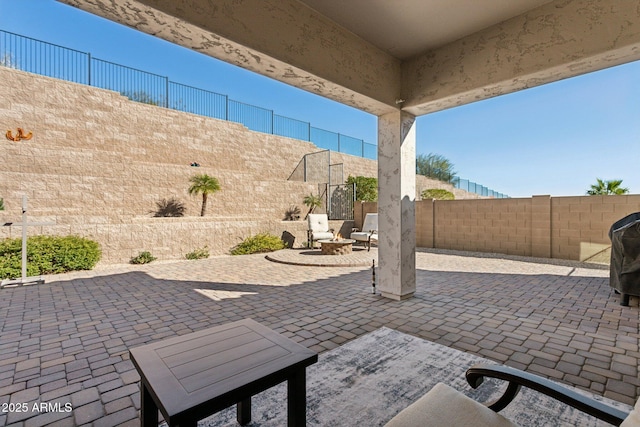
[307,214,334,248]
[351,213,378,251]
[385,363,638,427]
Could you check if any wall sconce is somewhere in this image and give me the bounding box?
[6,128,33,141]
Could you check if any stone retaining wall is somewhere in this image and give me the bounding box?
[0,66,485,264]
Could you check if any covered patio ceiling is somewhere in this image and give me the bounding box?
[58,0,640,117]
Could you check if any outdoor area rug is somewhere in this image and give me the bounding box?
[196,327,631,427]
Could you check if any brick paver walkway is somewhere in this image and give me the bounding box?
[0,249,638,426]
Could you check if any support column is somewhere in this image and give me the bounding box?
[377,111,416,300]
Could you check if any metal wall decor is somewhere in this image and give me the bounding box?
[6,128,33,141]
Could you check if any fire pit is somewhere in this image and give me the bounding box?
[317,239,356,255]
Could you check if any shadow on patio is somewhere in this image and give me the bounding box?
[0,251,637,425]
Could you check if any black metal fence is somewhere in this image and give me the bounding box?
[0,29,508,198]
[327,183,355,220]
[452,178,508,199]
[0,29,377,159]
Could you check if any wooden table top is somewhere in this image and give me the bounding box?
[130,318,318,418]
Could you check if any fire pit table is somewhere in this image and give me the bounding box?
[317,239,356,255]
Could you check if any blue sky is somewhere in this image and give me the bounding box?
[2,0,639,198]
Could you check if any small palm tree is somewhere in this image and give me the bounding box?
[586,178,629,195]
[188,174,221,216]
[303,193,323,219]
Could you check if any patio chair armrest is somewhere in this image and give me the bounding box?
[465,364,627,426]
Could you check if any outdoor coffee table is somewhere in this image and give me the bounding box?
[129,318,318,427]
[317,238,356,255]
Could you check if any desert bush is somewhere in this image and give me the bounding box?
[0,235,101,279]
[421,189,455,200]
[0,198,4,210]
[153,197,186,217]
[230,233,286,255]
[130,251,157,264]
[416,153,456,183]
[284,205,301,221]
[186,246,209,260]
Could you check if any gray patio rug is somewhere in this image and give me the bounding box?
[198,327,631,427]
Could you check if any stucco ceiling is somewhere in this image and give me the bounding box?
[57,0,640,115]
[299,0,555,59]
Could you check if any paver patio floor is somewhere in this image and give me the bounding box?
[0,249,638,426]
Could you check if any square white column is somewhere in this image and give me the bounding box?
[377,111,416,300]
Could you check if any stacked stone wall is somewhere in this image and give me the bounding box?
[0,67,484,263]
[0,68,377,262]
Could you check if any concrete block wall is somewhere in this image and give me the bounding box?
[431,196,640,261]
[433,198,532,255]
[0,67,372,262]
[0,67,514,264]
[416,200,434,248]
[360,195,640,262]
[551,195,640,261]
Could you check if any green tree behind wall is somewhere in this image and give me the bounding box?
[416,153,456,183]
[346,175,377,202]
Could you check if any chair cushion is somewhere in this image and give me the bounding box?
[621,397,640,427]
[308,214,329,233]
[362,213,378,232]
[351,231,372,241]
[311,231,334,241]
[384,383,517,427]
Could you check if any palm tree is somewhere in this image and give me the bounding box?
[586,178,629,195]
[188,174,221,216]
[303,193,323,219]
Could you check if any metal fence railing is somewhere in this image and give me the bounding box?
[452,178,508,199]
[417,164,508,198]
[0,29,377,159]
[1,29,507,197]
[169,82,228,119]
[91,57,168,107]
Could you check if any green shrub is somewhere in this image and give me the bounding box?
[130,251,157,264]
[0,198,4,210]
[421,189,455,200]
[230,233,286,255]
[0,235,101,280]
[186,246,209,260]
[346,175,378,202]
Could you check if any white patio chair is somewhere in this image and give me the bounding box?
[385,363,638,427]
[307,214,334,248]
[351,213,378,251]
